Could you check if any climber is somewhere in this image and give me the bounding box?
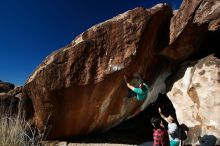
[158,107,180,146]
[151,116,170,146]
[124,74,148,101]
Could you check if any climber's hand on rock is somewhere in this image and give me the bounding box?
[158,107,162,113]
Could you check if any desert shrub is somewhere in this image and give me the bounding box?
[0,110,46,146]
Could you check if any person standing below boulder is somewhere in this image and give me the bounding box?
[158,107,180,146]
[124,74,148,101]
[151,116,170,146]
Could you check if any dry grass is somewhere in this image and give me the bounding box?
[0,110,45,146]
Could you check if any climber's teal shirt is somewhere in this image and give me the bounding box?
[133,83,148,101]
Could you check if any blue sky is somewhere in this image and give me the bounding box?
[0,0,182,85]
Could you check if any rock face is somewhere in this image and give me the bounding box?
[162,0,220,61]
[0,80,15,93]
[0,83,34,119]
[167,55,220,145]
[0,86,22,115]
[24,5,173,138]
[165,0,220,144]
[23,0,220,142]
[0,80,18,115]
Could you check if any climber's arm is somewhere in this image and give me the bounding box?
[126,82,135,91]
[159,107,169,123]
[124,75,135,91]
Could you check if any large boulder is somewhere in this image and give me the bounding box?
[162,0,220,61]
[0,80,15,93]
[167,55,220,145]
[0,86,22,115]
[24,4,173,138]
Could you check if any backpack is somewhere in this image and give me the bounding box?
[178,124,188,140]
